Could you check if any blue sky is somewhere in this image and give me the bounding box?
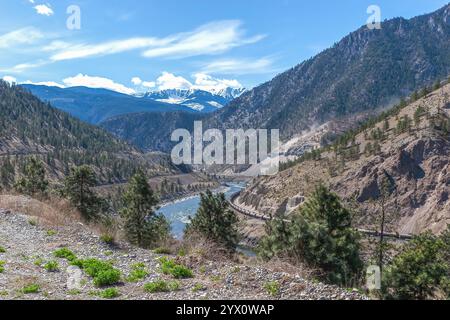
[0,0,448,94]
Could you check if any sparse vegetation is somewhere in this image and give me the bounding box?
[73,258,122,287]
[99,288,120,299]
[126,263,149,282]
[44,261,59,272]
[264,281,280,297]
[153,247,172,255]
[0,246,6,253]
[100,234,115,245]
[54,248,77,261]
[144,280,180,293]
[21,283,40,294]
[159,257,193,279]
[0,260,5,273]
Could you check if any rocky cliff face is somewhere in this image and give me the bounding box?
[237,83,450,235]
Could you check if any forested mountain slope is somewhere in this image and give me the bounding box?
[0,81,179,187]
[207,4,450,140]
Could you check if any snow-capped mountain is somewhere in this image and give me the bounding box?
[143,87,245,112]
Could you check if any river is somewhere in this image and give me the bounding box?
[157,183,245,239]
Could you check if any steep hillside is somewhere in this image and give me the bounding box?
[207,4,450,140]
[236,82,450,235]
[100,111,206,153]
[22,85,194,124]
[0,81,179,186]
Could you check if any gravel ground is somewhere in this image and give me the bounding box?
[0,209,367,300]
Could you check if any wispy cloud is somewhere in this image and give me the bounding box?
[201,57,276,75]
[0,27,44,48]
[47,20,265,62]
[33,4,54,16]
[142,20,265,59]
[0,60,49,74]
[49,37,171,61]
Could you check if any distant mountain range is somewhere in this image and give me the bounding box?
[21,84,194,124]
[21,84,244,124]
[101,4,450,153]
[142,87,245,112]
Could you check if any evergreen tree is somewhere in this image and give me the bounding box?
[185,190,239,250]
[63,165,103,221]
[0,157,15,190]
[258,185,363,285]
[120,171,169,248]
[383,232,449,300]
[14,157,48,196]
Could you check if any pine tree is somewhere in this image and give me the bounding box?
[120,171,169,248]
[0,157,15,190]
[258,185,363,285]
[14,157,48,196]
[185,190,239,250]
[63,165,103,221]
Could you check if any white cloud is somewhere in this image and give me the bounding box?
[201,57,275,75]
[34,4,54,16]
[131,77,142,85]
[156,72,193,90]
[48,20,264,62]
[142,81,155,88]
[143,72,242,93]
[0,60,48,74]
[62,74,136,95]
[2,76,17,84]
[0,27,43,48]
[142,20,265,59]
[50,37,168,61]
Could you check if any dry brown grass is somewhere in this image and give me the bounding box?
[0,193,82,228]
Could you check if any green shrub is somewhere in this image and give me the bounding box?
[0,261,5,273]
[33,258,43,267]
[44,261,59,272]
[159,257,193,279]
[153,247,172,255]
[46,230,57,236]
[144,280,180,293]
[0,246,6,253]
[76,258,121,287]
[126,263,149,282]
[22,283,40,294]
[99,288,120,299]
[100,234,115,245]
[54,248,77,261]
[192,283,206,292]
[28,219,37,226]
[264,281,280,297]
